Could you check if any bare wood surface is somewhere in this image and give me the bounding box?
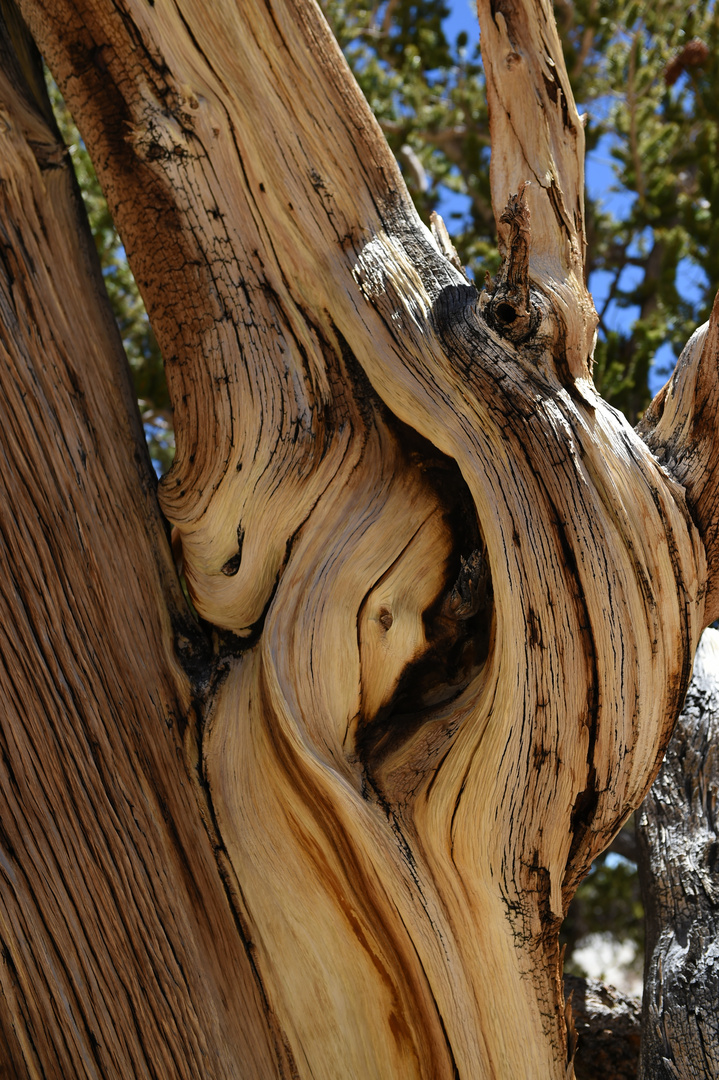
[476,0,597,381]
[5,0,719,1076]
[639,292,719,624]
[0,9,283,1077]
[637,627,719,1079]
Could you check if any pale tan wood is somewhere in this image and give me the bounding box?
[0,11,285,1077]
[476,0,597,382]
[639,291,719,623]
[4,0,719,1077]
[359,508,453,720]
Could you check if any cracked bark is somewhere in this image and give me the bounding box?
[637,628,719,1079]
[565,975,641,1080]
[0,0,717,1076]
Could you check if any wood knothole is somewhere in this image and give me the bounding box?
[221,524,244,576]
[494,301,519,325]
[483,288,540,345]
[480,182,542,345]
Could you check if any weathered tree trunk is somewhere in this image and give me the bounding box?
[637,627,719,1079]
[1,0,718,1076]
[565,975,641,1080]
[0,9,288,1077]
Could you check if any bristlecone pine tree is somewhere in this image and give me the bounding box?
[1,0,718,1076]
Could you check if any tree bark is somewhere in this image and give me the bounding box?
[565,975,641,1080]
[0,0,718,1077]
[637,627,719,1079]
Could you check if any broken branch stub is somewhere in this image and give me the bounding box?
[477,0,597,382]
[481,183,537,343]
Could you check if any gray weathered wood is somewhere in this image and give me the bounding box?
[638,627,719,1079]
[565,975,641,1080]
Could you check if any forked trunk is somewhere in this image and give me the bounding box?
[1,0,718,1076]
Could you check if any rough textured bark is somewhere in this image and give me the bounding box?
[637,627,719,1080]
[565,975,641,1080]
[0,0,718,1076]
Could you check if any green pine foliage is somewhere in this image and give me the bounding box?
[561,828,645,985]
[559,0,719,419]
[322,0,499,279]
[324,0,719,422]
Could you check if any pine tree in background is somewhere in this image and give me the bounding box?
[559,0,719,420]
[46,75,173,471]
[324,0,719,423]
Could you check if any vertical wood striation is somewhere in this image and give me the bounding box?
[0,11,286,1077]
[639,291,719,623]
[5,0,719,1076]
[476,0,597,382]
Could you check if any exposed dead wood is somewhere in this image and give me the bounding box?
[479,183,535,342]
[637,628,719,1079]
[0,9,284,1076]
[639,291,719,624]
[1,0,719,1077]
[477,0,597,382]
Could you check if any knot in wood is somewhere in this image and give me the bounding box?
[443,549,488,620]
[483,183,539,345]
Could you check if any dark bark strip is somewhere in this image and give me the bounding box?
[565,975,641,1080]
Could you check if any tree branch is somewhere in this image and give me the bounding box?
[638,290,719,623]
[0,5,279,1074]
[476,0,598,382]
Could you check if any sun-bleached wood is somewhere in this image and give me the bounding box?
[477,0,597,382]
[639,292,719,624]
[0,10,283,1076]
[3,0,719,1076]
